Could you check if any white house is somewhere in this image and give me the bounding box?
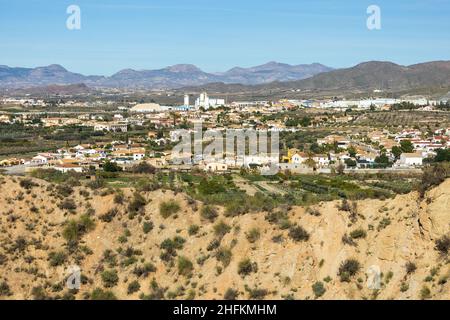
[204,162,228,172]
[30,155,49,165]
[53,163,83,173]
[291,152,308,164]
[398,152,423,166]
[133,152,146,161]
[313,154,329,167]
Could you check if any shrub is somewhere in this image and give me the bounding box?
[338,199,358,222]
[31,286,47,300]
[142,221,154,234]
[435,235,450,256]
[246,228,261,243]
[377,217,391,231]
[48,251,67,267]
[342,234,357,246]
[338,259,360,282]
[0,281,12,296]
[101,269,119,288]
[213,221,231,238]
[113,192,124,204]
[225,200,249,217]
[207,239,221,251]
[216,247,232,267]
[99,208,118,223]
[224,288,239,300]
[133,263,156,278]
[177,256,193,276]
[91,288,117,300]
[0,254,6,266]
[56,184,74,197]
[87,177,106,190]
[13,237,27,252]
[128,193,147,213]
[400,282,409,292]
[265,211,291,229]
[160,236,185,253]
[103,161,122,172]
[135,178,160,192]
[420,286,431,300]
[159,200,180,218]
[350,228,367,239]
[200,205,218,222]
[237,258,257,277]
[338,199,351,212]
[127,280,141,295]
[288,225,310,242]
[246,287,268,299]
[130,162,156,174]
[62,214,96,245]
[58,199,77,211]
[405,262,417,274]
[78,214,95,233]
[306,207,321,217]
[19,178,37,190]
[312,281,326,298]
[418,163,449,197]
[188,224,199,236]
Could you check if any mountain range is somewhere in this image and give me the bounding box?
[0,62,332,89]
[180,61,450,93]
[1,60,449,93]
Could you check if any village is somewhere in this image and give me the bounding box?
[1,92,449,176]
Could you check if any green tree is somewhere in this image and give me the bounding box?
[347,146,357,158]
[375,153,390,166]
[103,161,122,172]
[434,148,450,162]
[400,140,414,153]
[391,146,402,159]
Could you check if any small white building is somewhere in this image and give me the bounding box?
[313,154,329,167]
[291,152,308,164]
[30,155,49,165]
[195,92,225,109]
[94,123,128,132]
[53,163,83,173]
[399,152,423,166]
[204,162,228,172]
[133,152,146,161]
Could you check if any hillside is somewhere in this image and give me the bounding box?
[0,62,331,89]
[0,175,449,300]
[179,61,450,95]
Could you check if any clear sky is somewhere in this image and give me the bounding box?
[1,0,449,75]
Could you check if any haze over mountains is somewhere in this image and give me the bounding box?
[0,62,332,89]
[1,60,449,93]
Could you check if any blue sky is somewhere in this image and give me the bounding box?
[0,0,449,75]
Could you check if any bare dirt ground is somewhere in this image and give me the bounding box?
[0,174,449,300]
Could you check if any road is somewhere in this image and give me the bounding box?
[1,164,27,175]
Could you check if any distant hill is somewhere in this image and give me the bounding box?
[5,83,91,96]
[0,62,332,89]
[179,61,450,94]
[217,62,332,85]
[2,60,449,92]
[0,64,103,88]
[275,61,450,91]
